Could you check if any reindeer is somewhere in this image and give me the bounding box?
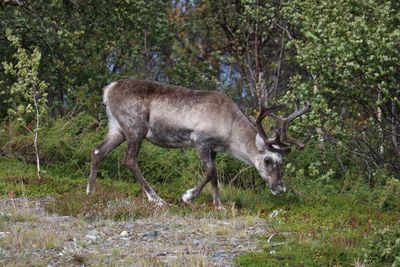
[86,79,310,209]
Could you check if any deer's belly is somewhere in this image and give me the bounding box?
[145,125,193,148]
[145,125,227,152]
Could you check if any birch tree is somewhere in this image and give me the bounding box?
[2,29,48,179]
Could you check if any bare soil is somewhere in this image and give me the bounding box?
[0,198,269,266]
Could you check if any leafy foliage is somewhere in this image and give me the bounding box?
[2,29,48,122]
[379,177,400,212]
[363,227,400,267]
[283,0,400,177]
[0,0,172,117]
[2,28,49,178]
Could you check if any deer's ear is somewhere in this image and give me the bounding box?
[255,133,267,152]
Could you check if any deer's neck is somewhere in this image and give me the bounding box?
[228,114,261,166]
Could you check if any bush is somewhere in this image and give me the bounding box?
[379,177,400,212]
[363,227,400,267]
[284,139,342,182]
[0,112,250,189]
[0,119,37,161]
[0,112,102,165]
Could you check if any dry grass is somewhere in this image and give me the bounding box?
[1,199,41,223]
[0,198,82,266]
[4,224,66,250]
[164,255,209,267]
[0,196,268,266]
[134,243,210,267]
[44,186,172,221]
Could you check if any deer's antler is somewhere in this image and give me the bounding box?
[256,98,311,152]
[255,96,286,142]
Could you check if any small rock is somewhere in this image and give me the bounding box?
[120,231,129,237]
[269,210,279,218]
[85,230,99,240]
[192,239,201,246]
[142,230,159,238]
[213,250,225,257]
[0,232,10,238]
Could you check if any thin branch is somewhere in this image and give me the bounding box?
[392,102,400,156]
[271,29,285,96]
[275,23,298,50]
[32,85,42,180]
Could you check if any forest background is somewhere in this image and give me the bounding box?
[0,0,399,266]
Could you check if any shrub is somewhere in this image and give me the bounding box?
[363,227,400,267]
[284,139,342,183]
[379,177,400,212]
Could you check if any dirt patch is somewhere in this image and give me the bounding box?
[0,198,270,266]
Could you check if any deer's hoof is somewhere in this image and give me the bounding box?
[86,184,94,195]
[181,188,196,204]
[149,197,167,206]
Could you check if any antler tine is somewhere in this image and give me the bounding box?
[286,100,311,123]
[266,130,291,153]
[255,96,286,142]
[257,97,286,121]
[267,99,311,149]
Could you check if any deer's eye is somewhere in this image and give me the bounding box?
[264,158,273,165]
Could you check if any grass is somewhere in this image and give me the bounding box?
[5,224,66,250]
[235,190,400,266]
[0,156,399,266]
[0,197,76,266]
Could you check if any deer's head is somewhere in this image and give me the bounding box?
[253,98,311,195]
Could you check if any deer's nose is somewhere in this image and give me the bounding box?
[270,181,286,195]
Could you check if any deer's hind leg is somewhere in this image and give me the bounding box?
[87,130,125,194]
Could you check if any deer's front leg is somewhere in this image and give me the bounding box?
[182,149,224,210]
[124,141,166,206]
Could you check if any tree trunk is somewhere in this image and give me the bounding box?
[32,92,41,180]
[377,85,384,162]
[392,102,400,156]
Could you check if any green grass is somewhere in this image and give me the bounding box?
[235,190,400,266]
[1,156,399,266]
[0,156,139,197]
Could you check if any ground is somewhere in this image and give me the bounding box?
[0,197,270,266]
